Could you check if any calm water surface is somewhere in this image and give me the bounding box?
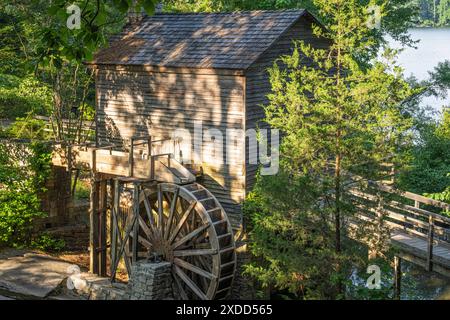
[388,28,450,114]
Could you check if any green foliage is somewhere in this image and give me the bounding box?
[244,170,339,299]
[0,10,28,75]
[438,0,450,25]
[36,0,159,65]
[414,0,450,26]
[244,0,417,299]
[397,109,450,197]
[5,116,49,140]
[0,75,52,120]
[0,141,52,247]
[31,233,66,252]
[74,178,91,200]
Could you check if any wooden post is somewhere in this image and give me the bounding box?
[394,256,401,300]
[67,144,73,200]
[147,136,152,159]
[131,183,139,263]
[151,156,155,180]
[99,178,108,277]
[110,179,120,280]
[129,138,135,177]
[89,176,99,275]
[427,215,434,272]
[67,144,72,174]
[91,148,97,173]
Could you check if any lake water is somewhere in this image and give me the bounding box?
[387,28,450,115]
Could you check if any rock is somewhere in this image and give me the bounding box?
[0,252,75,298]
[0,295,13,300]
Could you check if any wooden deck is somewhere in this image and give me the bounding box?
[391,230,450,277]
[51,137,197,185]
[348,181,450,278]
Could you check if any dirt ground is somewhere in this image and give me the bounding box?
[52,251,129,282]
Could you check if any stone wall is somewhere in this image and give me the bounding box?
[87,261,173,300]
[35,166,91,249]
[46,224,89,251]
[128,261,173,300]
[40,166,71,227]
[38,197,90,251]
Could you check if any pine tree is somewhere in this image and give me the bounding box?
[245,0,418,299]
[438,0,450,25]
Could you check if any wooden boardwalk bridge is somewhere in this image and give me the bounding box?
[347,181,450,296]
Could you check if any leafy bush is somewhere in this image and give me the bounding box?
[0,141,51,247]
[0,75,52,120]
[74,178,91,200]
[31,233,65,252]
[397,110,450,197]
[5,116,49,140]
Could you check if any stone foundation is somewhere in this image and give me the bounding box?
[86,261,173,300]
[128,261,173,300]
[45,224,89,251]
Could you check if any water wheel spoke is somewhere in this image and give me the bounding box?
[173,272,189,300]
[142,193,156,226]
[173,248,217,257]
[194,232,208,244]
[174,257,214,280]
[138,235,152,249]
[137,215,154,240]
[165,186,179,240]
[173,264,208,300]
[195,256,210,290]
[157,185,164,232]
[169,201,197,244]
[172,223,211,250]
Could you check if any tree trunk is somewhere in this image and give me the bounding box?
[335,155,342,253]
[334,153,343,297]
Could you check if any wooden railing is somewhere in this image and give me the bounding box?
[34,115,95,143]
[52,134,194,184]
[348,181,450,271]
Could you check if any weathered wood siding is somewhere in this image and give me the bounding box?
[95,66,246,228]
[244,15,330,194]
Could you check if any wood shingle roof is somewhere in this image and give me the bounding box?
[90,9,307,70]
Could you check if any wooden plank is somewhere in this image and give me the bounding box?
[173,258,215,280]
[173,264,208,300]
[394,256,401,300]
[99,178,108,277]
[173,249,218,257]
[427,215,434,272]
[94,64,245,76]
[132,183,139,264]
[110,179,119,278]
[172,223,211,250]
[89,178,99,275]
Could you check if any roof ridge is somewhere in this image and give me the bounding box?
[152,9,305,16]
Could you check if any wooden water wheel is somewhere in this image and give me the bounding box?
[133,182,236,300]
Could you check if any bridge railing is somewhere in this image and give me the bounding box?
[347,181,450,271]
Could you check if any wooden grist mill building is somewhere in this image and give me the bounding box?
[52,9,328,300]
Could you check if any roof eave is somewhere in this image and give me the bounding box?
[84,62,246,76]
